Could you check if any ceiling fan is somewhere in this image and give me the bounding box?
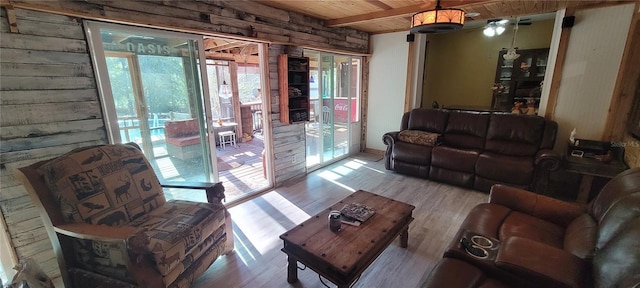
[513,18,533,26]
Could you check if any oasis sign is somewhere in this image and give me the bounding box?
[103,40,180,56]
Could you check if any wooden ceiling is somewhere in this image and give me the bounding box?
[203,38,259,63]
[204,0,629,62]
[253,0,628,34]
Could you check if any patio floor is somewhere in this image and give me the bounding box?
[147,134,270,203]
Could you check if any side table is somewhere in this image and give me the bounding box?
[563,146,628,203]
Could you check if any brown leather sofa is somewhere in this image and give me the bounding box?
[383,108,560,192]
[423,167,640,288]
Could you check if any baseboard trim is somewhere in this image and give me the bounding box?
[364,148,385,155]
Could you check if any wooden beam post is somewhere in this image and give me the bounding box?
[5,5,19,33]
[544,8,575,119]
[603,2,640,141]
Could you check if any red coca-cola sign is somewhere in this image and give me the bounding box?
[323,98,358,122]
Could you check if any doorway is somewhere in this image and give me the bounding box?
[85,21,271,203]
[305,51,362,168]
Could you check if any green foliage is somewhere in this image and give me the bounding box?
[106,55,191,118]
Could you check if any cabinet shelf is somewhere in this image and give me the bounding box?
[492,48,549,112]
[279,54,310,124]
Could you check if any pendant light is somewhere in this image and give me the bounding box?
[503,17,521,61]
[219,80,232,99]
[410,0,465,34]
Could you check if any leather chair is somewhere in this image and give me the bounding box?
[424,167,640,288]
[14,143,234,288]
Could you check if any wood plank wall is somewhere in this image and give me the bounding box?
[268,45,308,185]
[6,0,369,55]
[0,8,107,282]
[0,1,370,283]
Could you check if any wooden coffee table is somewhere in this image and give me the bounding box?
[279,190,415,288]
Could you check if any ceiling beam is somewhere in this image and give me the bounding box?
[365,0,393,11]
[205,51,260,64]
[325,0,501,27]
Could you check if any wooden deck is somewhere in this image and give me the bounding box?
[147,134,270,203]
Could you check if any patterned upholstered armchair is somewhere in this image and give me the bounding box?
[13,143,233,288]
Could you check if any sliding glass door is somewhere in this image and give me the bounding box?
[86,22,215,186]
[306,51,361,167]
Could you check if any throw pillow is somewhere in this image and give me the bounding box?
[398,130,441,146]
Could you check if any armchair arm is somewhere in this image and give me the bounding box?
[161,181,226,203]
[54,223,136,241]
[57,223,165,287]
[535,149,561,171]
[496,237,587,288]
[489,184,586,227]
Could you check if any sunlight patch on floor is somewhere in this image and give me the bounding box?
[318,170,356,192]
[343,159,364,170]
[331,164,354,176]
[230,200,287,255]
[264,191,310,225]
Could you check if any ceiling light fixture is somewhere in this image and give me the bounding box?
[503,17,521,61]
[218,80,232,99]
[410,0,465,34]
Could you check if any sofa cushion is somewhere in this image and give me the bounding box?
[429,167,475,189]
[391,141,433,165]
[423,258,511,288]
[476,152,534,185]
[398,130,441,146]
[407,108,449,133]
[500,211,564,248]
[495,237,587,288]
[128,200,226,280]
[485,114,545,157]
[431,146,479,172]
[71,202,228,286]
[39,144,166,225]
[443,111,490,150]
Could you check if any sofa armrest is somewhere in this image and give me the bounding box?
[489,184,586,227]
[382,131,400,146]
[535,149,561,171]
[496,237,587,288]
[382,131,400,169]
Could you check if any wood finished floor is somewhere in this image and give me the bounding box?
[193,153,488,288]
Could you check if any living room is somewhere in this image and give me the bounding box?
[1,0,639,287]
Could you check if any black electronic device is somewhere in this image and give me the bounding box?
[569,139,611,157]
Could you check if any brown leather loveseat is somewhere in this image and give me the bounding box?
[423,167,640,288]
[383,108,560,192]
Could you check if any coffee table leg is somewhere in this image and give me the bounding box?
[287,256,298,283]
[400,227,409,248]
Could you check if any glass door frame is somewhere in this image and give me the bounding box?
[305,50,362,169]
[85,20,218,181]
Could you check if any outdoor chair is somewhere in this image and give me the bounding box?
[13,143,234,288]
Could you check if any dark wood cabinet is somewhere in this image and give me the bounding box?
[492,48,549,112]
[278,54,310,124]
